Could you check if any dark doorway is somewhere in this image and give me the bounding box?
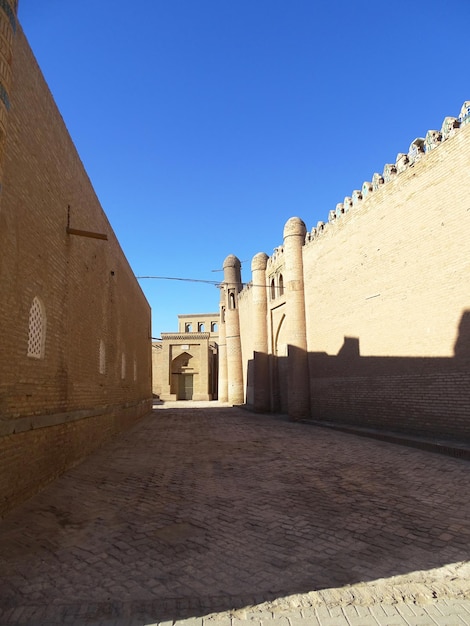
[178,374,193,400]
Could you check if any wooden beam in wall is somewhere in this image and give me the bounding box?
[66,227,108,240]
[66,204,108,240]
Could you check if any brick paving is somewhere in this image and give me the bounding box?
[0,401,469,625]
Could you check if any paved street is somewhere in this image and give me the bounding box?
[0,402,469,625]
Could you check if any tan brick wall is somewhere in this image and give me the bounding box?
[303,123,470,438]
[157,333,216,401]
[0,27,152,515]
[233,113,470,438]
[0,401,149,516]
[153,315,220,401]
[177,313,219,336]
[250,253,270,411]
[0,1,16,181]
[238,283,254,402]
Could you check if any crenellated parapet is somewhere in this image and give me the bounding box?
[408,137,425,165]
[383,163,397,183]
[396,152,409,173]
[372,173,384,191]
[460,101,470,126]
[441,116,459,140]
[425,129,441,152]
[304,100,470,247]
[267,244,284,266]
[352,189,362,205]
[361,181,373,198]
[238,281,253,301]
[305,221,326,243]
[266,244,285,274]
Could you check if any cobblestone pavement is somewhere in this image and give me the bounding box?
[0,402,469,625]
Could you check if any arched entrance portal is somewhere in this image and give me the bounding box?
[273,314,288,413]
[171,352,194,400]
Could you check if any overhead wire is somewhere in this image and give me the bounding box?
[136,275,284,289]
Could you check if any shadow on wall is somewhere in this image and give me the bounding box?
[248,310,470,442]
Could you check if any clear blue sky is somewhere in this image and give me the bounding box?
[18,1,470,337]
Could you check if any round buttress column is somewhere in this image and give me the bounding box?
[217,284,228,402]
[251,252,269,412]
[283,217,310,419]
[223,254,244,405]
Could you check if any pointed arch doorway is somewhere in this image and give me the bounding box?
[171,352,194,400]
[273,313,289,413]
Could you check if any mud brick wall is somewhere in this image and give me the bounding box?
[0,26,152,516]
[302,123,470,439]
[233,107,470,438]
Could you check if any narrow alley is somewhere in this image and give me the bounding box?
[0,403,469,625]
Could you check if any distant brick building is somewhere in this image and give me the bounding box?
[152,313,219,401]
[0,4,152,516]
[220,102,470,442]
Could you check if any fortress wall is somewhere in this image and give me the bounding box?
[0,27,152,515]
[237,283,254,404]
[302,121,470,438]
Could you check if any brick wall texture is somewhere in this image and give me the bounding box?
[0,25,152,516]
[234,115,470,441]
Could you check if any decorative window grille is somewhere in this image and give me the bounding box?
[27,297,46,359]
[99,339,106,374]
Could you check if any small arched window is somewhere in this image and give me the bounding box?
[270,278,276,300]
[27,296,46,359]
[211,322,218,332]
[221,307,225,323]
[198,322,205,332]
[278,274,284,296]
[185,323,192,332]
[229,291,236,310]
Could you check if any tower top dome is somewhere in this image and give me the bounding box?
[283,217,307,239]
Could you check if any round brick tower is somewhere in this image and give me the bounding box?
[283,217,310,419]
[0,0,17,189]
[222,254,244,405]
[251,252,270,412]
[217,284,228,402]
